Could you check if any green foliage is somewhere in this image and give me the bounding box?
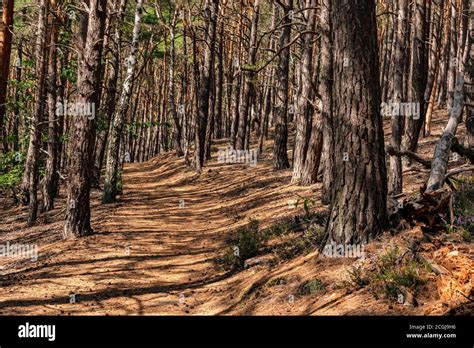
[264,218,294,240]
[266,277,288,287]
[217,220,262,271]
[0,151,25,200]
[60,58,78,84]
[295,194,316,219]
[370,246,427,301]
[0,165,23,190]
[274,226,324,261]
[342,246,429,302]
[298,278,326,296]
[345,265,369,289]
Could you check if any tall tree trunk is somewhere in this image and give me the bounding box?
[425,0,446,136]
[93,0,127,184]
[0,0,13,152]
[446,0,458,108]
[0,0,14,152]
[235,0,260,151]
[388,0,408,195]
[64,0,107,237]
[42,0,61,211]
[19,0,49,226]
[301,0,327,187]
[165,6,184,157]
[292,0,316,184]
[324,0,388,246]
[195,0,218,173]
[103,0,143,203]
[273,0,292,170]
[403,0,429,156]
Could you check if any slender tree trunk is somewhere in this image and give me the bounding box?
[446,0,458,108]
[388,0,407,195]
[0,0,13,151]
[236,0,260,151]
[273,0,292,170]
[42,0,61,211]
[292,0,316,184]
[301,0,326,187]
[403,0,429,156]
[19,0,49,226]
[166,7,184,157]
[103,0,143,203]
[195,0,218,173]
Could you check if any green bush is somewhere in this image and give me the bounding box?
[298,278,326,296]
[370,246,427,300]
[218,220,262,271]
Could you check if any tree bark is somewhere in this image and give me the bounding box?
[236,0,260,151]
[388,0,407,195]
[301,0,326,187]
[103,0,143,203]
[403,0,429,156]
[292,0,316,184]
[426,6,472,192]
[0,0,13,151]
[195,0,218,173]
[273,0,292,170]
[64,0,107,237]
[324,0,388,246]
[19,0,49,226]
[42,0,61,211]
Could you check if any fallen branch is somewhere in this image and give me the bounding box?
[426,33,471,192]
[445,165,474,179]
[386,145,431,168]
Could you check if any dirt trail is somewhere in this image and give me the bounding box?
[0,110,472,315]
[0,144,315,315]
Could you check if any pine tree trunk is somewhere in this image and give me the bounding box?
[325,0,388,246]
[403,0,428,156]
[195,0,218,173]
[301,0,327,187]
[292,0,316,184]
[20,0,49,226]
[0,0,13,152]
[64,0,107,237]
[273,0,292,170]
[42,1,61,211]
[236,0,260,151]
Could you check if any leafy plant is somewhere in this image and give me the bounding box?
[217,220,262,271]
[295,194,316,219]
[298,278,326,296]
[370,246,427,301]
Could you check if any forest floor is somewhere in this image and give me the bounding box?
[0,109,473,315]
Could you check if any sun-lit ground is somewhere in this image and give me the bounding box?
[0,109,472,315]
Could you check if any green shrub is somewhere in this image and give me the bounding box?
[298,278,326,296]
[345,264,369,289]
[370,246,426,300]
[217,220,262,271]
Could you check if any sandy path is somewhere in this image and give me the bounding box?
[0,148,307,315]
